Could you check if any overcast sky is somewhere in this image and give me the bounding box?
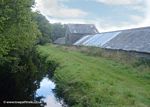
[34,0,150,32]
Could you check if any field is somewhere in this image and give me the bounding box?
[37,44,150,107]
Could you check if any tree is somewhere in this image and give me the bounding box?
[0,0,40,64]
[0,0,45,104]
[33,12,52,44]
[51,23,66,41]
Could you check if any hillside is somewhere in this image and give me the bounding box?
[37,44,150,107]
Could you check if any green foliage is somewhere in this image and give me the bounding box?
[51,23,66,41]
[37,44,150,107]
[0,0,49,105]
[0,0,40,65]
[0,0,34,32]
[33,12,52,44]
[0,47,48,106]
[33,13,66,44]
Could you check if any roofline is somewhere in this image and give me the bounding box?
[65,23,99,34]
[64,23,95,25]
[99,26,150,34]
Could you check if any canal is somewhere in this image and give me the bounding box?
[36,76,67,107]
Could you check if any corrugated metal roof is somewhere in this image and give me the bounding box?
[83,31,121,47]
[74,27,150,53]
[103,27,150,53]
[67,24,99,34]
[73,35,92,45]
[74,31,120,47]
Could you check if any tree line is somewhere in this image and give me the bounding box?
[0,0,65,104]
[33,13,66,44]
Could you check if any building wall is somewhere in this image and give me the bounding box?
[65,28,70,45]
[65,25,97,45]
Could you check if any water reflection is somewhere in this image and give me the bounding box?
[36,77,63,107]
[0,69,43,107]
[36,78,55,97]
[0,49,63,107]
[45,95,62,107]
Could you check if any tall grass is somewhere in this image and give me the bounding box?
[37,44,150,107]
[61,45,150,80]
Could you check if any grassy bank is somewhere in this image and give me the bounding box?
[37,44,150,107]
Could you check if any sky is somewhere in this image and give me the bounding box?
[34,0,150,32]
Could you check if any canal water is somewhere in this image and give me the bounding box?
[0,57,66,107]
[36,76,67,107]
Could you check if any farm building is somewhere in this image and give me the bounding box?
[74,26,150,53]
[65,24,99,45]
[54,24,99,45]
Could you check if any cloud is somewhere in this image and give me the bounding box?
[138,0,150,26]
[35,0,87,18]
[93,0,150,32]
[95,0,142,5]
[130,15,143,23]
[120,0,150,28]
[35,0,150,32]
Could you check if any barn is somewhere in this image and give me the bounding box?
[74,26,150,54]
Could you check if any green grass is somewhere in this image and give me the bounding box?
[37,44,150,107]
